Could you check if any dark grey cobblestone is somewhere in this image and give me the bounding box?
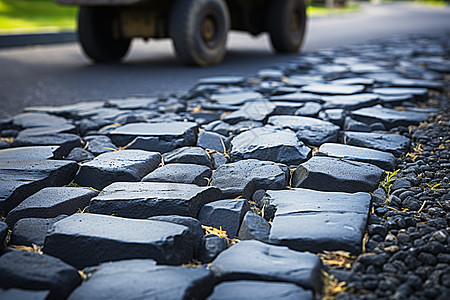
[0,32,449,299]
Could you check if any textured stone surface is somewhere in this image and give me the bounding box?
[270,92,323,103]
[198,199,250,238]
[317,143,396,171]
[11,215,67,246]
[207,280,314,300]
[351,105,429,129]
[322,93,379,110]
[230,126,311,165]
[197,131,228,153]
[163,147,212,168]
[292,156,384,193]
[0,146,65,161]
[268,115,340,146]
[84,135,117,155]
[342,131,411,156]
[238,211,271,243]
[147,215,203,256]
[223,100,275,124]
[199,235,228,263]
[44,213,194,268]
[12,129,81,156]
[267,188,371,255]
[210,159,289,199]
[302,84,365,95]
[142,163,212,186]
[75,150,161,190]
[210,240,323,294]
[109,122,198,152]
[65,147,95,162]
[68,260,215,300]
[89,182,223,218]
[210,91,263,106]
[0,221,7,250]
[5,187,96,226]
[0,288,49,300]
[0,251,81,300]
[12,113,70,129]
[0,160,79,213]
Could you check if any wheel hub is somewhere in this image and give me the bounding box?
[202,16,216,43]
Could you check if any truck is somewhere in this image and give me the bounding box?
[55,0,308,66]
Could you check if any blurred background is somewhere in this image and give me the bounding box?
[0,0,449,118]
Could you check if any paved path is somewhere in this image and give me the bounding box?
[0,2,449,118]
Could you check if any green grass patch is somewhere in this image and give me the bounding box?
[414,0,449,7]
[307,4,360,17]
[0,0,76,33]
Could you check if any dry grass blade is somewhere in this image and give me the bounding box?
[0,137,14,144]
[10,244,43,254]
[318,251,355,269]
[182,259,203,268]
[322,271,348,300]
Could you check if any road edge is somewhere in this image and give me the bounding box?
[0,32,76,49]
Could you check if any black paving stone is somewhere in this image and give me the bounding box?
[238,211,271,243]
[65,147,95,162]
[198,199,250,238]
[24,101,105,120]
[316,143,396,171]
[142,163,212,186]
[108,122,198,152]
[210,159,289,199]
[268,115,340,146]
[75,150,161,190]
[342,131,411,156]
[351,105,429,129]
[267,188,371,255]
[43,213,194,268]
[210,91,263,106]
[207,280,314,300]
[230,126,311,165]
[270,92,323,103]
[199,235,228,263]
[302,84,365,95]
[223,100,275,124]
[12,129,81,157]
[0,221,7,250]
[163,146,212,168]
[10,215,67,247]
[292,156,384,193]
[0,288,49,300]
[0,251,81,300]
[5,187,96,226]
[89,182,223,218]
[84,135,117,155]
[0,160,79,214]
[197,131,228,153]
[147,215,203,257]
[69,259,215,300]
[210,240,323,294]
[0,146,65,161]
[12,112,70,129]
[322,93,379,110]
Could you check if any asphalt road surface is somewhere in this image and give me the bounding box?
[1,2,450,118]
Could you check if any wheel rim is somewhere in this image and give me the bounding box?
[199,9,223,50]
[289,8,303,40]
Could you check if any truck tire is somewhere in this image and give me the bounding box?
[267,0,307,53]
[78,7,130,63]
[170,0,230,66]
